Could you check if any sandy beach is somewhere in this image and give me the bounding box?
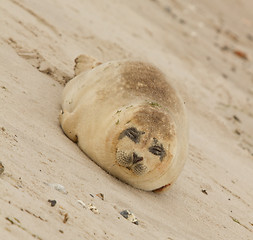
[0,0,253,239]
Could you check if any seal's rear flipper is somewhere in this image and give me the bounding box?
[152,183,171,193]
[74,55,102,76]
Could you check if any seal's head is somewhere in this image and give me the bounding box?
[111,104,177,180]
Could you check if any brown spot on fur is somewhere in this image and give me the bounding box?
[120,61,180,112]
[132,106,175,141]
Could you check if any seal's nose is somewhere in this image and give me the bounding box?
[132,152,143,164]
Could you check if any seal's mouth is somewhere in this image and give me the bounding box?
[115,150,147,176]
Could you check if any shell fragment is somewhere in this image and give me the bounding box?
[77,200,86,208]
[88,203,99,214]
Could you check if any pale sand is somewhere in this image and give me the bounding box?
[0,0,253,239]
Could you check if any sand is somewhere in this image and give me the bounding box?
[0,0,253,239]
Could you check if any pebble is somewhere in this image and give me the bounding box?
[48,199,57,207]
[120,210,139,225]
[201,189,208,195]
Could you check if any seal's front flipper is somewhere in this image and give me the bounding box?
[74,55,102,76]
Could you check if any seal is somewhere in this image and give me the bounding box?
[59,55,188,192]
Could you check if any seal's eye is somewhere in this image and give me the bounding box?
[119,127,144,143]
[149,138,166,161]
[149,146,163,155]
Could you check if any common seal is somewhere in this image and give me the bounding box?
[60,55,188,192]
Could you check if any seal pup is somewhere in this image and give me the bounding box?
[60,55,188,192]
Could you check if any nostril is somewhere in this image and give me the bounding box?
[133,152,143,164]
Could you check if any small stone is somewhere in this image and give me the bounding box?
[48,199,57,207]
[201,189,208,195]
[120,210,138,225]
